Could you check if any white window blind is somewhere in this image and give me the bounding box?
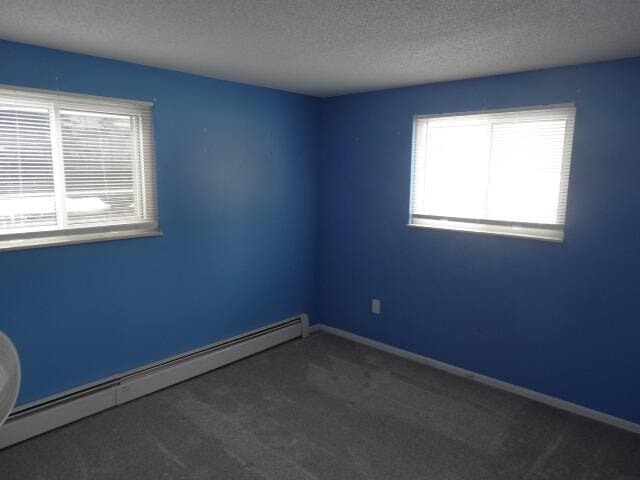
[0,105,57,230]
[410,105,576,241]
[0,85,158,251]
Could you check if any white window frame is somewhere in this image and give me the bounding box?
[0,84,160,251]
[408,104,576,242]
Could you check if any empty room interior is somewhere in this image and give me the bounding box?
[1,1,640,478]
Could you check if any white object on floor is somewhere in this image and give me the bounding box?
[0,331,20,427]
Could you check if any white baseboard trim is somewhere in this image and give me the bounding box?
[310,323,640,436]
[0,315,306,450]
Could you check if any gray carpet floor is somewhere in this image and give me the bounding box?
[1,331,639,479]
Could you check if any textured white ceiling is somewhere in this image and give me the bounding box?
[1,0,639,97]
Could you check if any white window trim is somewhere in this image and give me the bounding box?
[0,227,162,252]
[0,84,160,251]
[408,216,564,242]
[408,104,576,242]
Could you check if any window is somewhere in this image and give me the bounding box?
[409,105,575,241]
[0,85,158,251]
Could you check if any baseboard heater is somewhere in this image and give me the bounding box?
[0,314,308,450]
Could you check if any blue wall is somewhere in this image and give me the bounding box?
[315,58,640,424]
[0,40,320,406]
[2,37,639,426]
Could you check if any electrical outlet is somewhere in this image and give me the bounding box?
[371,298,381,314]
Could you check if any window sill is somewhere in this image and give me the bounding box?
[408,217,564,242]
[0,228,162,252]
